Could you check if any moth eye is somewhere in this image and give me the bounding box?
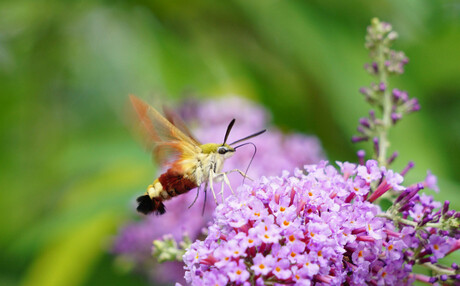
[218,147,227,154]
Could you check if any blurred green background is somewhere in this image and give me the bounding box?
[1,0,459,285]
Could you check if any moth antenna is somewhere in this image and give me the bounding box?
[229,129,266,145]
[234,142,258,185]
[223,119,236,145]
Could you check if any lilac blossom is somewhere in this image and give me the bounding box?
[350,22,458,284]
[183,161,460,285]
[355,19,418,166]
[112,95,325,284]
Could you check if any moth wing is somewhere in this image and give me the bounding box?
[130,95,201,171]
[162,105,200,145]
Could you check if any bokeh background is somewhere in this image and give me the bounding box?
[1,0,459,285]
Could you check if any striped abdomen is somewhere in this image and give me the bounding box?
[136,169,197,215]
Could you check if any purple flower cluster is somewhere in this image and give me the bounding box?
[183,160,460,285]
[353,19,419,146]
[112,95,324,284]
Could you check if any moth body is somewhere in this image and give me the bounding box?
[130,95,265,215]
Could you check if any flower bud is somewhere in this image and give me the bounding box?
[400,161,415,177]
[442,201,450,215]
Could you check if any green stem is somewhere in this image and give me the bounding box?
[421,262,457,276]
[377,212,444,229]
[377,42,391,167]
[377,212,417,227]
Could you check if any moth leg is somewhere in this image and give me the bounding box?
[210,172,225,200]
[209,169,219,204]
[223,172,234,195]
[188,184,201,209]
[213,171,235,196]
[220,180,225,201]
[225,169,254,181]
[201,181,208,216]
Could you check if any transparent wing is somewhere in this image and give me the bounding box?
[130,95,201,170]
[162,105,200,145]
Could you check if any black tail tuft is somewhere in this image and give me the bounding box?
[136,195,166,215]
[156,200,166,215]
[136,195,153,214]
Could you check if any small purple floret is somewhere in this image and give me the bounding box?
[372,62,379,73]
[391,112,402,124]
[400,161,415,177]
